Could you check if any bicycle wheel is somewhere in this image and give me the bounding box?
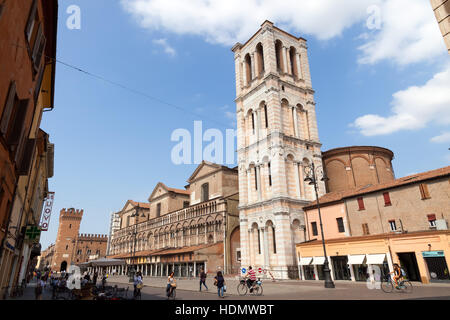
[400,281,413,294]
[380,280,393,293]
[253,284,263,296]
[237,283,247,296]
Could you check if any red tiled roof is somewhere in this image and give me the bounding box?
[304,165,450,209]
[129,200,150,208]
[107,243,220,259]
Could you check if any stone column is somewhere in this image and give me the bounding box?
[283,46,289,74]
[247,169,252,204]
[262,227,270,269]
[299,162,305,199]
[254,50,259,78]
[248,229,254,266]
[313,264,319,281]
[193,262,197,277]
[293,106,299,138]
[255,110,260,141]
[250,53,255,81]
[296,54,302,79]
[242,61,247,86]
[349,262,356,281]
[294,162,301,199]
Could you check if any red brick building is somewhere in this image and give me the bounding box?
[0,0,57,298]
[44,208,108,272]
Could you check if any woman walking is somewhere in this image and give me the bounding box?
[214,271,225,298]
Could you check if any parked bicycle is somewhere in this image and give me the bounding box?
[381,274,413,293]
[237,278,263,296]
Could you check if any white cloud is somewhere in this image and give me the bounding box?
[431,132,450,144]
[121,0,446,66]
[351,63,450,136]
[121,0,377,45]
[152,38,176,56]
[357,0,446,65]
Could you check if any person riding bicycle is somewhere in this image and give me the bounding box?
[245,266,257,293]
[166,272,176,298]
[391,264,404,289]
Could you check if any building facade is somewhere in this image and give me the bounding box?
[322,146,395,193]
[0,0,57,299]
[108,161,241,276]
[232,21,325,279]
[430,0,450,53]
[298,165,450,283]
[43,208,108,272]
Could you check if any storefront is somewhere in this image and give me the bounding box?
[422,251,450,282]
[296,230,450,284]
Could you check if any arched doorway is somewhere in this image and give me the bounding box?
[60,261,68,272]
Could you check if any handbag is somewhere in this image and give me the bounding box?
[137,283,144,289]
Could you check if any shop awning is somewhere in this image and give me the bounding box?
[347,255,366,265]
[299,257,313,265]
[311,257,325,265]
[366,254,386,265]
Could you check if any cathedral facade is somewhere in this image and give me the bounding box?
[232,21,326,279]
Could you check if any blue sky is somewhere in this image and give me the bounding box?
[39,0,450,249]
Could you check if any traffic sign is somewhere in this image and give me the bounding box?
[241,268,246,274]
[258,267,262,273]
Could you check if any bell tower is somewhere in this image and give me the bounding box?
[52,208,83,271]
[232,21,325,279]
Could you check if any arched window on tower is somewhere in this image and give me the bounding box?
[289,47,298,78]
[263,104,268,128]
[256,43,264,77]
[244,54,252,85]
[275,40,283,72]
[251,112,255,134]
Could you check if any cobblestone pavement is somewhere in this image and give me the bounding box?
[6,276,450,300]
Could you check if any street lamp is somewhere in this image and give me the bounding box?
[128,207,146,282]
[304,161,335,289]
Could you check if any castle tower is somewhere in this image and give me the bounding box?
[52,208,83,271]
[232,21,326,279]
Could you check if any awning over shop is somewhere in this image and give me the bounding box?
[299,257,313,265]
[347,255,366,265]
[366,254,386,265]
[311,257,325,265]
[78,258,126,268]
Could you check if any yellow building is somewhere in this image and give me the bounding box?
[297,230,450,284]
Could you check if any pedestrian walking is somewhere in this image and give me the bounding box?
[35,278,44,300]
[214,271,225,298]
[199,268,208,292]
[134,271,143,299]
[93,272,98,286]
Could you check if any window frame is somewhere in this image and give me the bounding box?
[383,192,392,206]
[336,217,345,233]
[357,197,365,211]
[388,220,397,232]
[311,222,318,236]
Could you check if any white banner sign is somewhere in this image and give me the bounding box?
[40,192,55,231]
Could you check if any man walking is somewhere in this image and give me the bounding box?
[199,268,208,291]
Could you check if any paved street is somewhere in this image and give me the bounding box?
[9,276,449,300]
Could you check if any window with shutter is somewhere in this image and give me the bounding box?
[18,139,36,176]
[33,34,46,71]
[7,99,30,153]
[336,217,345,233]
[362,223,370,235]
[389,220,397,231]
[383,192,392,206]
[311,222,318,236]
[419,184,430,200]
[34,65,45,102]
[25,0,38,43]
[427,214,437,228]
[1,81,16,136]
[357,197,365,210]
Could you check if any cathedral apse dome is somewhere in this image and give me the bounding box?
[322,146,395,193]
